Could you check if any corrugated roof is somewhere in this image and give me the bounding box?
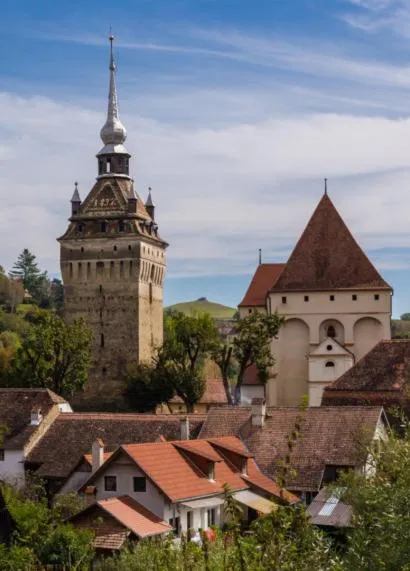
[239,264,286,307]
[272,194,391,292]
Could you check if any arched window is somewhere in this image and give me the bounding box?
[327,325,336,338]
[100,333,105,348]
[325,361,335,368]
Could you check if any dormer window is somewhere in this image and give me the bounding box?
[209,462,215,480]
[133,477,146,492]
[104,476,116,491]
[241,458,248,475]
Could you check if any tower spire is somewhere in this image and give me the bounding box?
[324,178,328,196]
[99,34,128,152]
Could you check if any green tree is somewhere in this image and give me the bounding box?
[0,274,24,311]
[400,313,410,321]
[213,311,284,404]
[9,249,42,295]
[124,311,219,412]
[2,311,92,396]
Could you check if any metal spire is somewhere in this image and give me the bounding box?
[99,34,127,150]
[71,181,81,202]
[146,186,155,207]
[258,248,262,265]
[324,178,328,196]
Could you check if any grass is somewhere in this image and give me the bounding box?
[166,297,236,320]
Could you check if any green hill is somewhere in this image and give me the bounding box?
[166,297,236,320]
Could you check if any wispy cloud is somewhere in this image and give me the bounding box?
[341,0,410,37]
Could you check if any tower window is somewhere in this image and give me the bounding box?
[374,294,380,301]
[282,296,287,304]
[327,325,336,338]
[120,261,124,278]
[100,222,107,233]
[119,221,125,232]
[352,294,357,301]
[325,361,335,367]
[102,367,107,375]
[81,247,84,253]
[106,159,111,173]
[330,295,335,301]
[100,333,105,348]
[97,263,104,277]
[77,223,84,233]
[114,245,117,251]
[128,245,132,251]
[304,295,309,302]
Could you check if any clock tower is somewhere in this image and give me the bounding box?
[58,36,167,407]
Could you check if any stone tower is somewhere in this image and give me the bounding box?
[58,36,167,406]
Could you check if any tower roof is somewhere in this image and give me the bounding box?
[70,182,81,203]
[98,35,128,156]
[272,193,391,292]
[145,187,154,207]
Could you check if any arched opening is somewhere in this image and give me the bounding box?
[354,317,383,361]
[325,361,335,368]
[320,319,345,344]
[327,325,336,338]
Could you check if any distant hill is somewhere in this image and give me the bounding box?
[166,297,236,320]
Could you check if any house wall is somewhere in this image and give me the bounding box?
[59,469,91,495]
[0,450,25,488]
[266,290,391,406]
[308,354,354,406]
[93,456,166,519]
[241,385,265,405]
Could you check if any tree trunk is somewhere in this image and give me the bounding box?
[234,383,241,405]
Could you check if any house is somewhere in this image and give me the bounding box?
[238,192,392,407]
[26,413,206,495]
[0,388,72,488]
[241,364,266,405]
[69,495,172,552]
[199,399,388,500]
[161,379,228,414]
[322,340,410,419]
[73,435,296,543]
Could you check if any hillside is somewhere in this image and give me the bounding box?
[166,297,236,320]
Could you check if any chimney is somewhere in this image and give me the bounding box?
[251,398,266,427]
[91,439,104,472]
[180,416,190,440]
[30,409,43,426]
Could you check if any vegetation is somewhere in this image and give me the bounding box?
[0,310,92,396]
[166,298,236,320]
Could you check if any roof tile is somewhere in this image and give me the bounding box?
[239,264,285,307]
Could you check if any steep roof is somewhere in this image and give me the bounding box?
[322,340,410,409]
[0,389,69,450]
[27,413,205,479]
[170,379,228,406]
[199,406,384,492]
[239,264,286,307]
[70,495,172,549]
[272,194,391,292]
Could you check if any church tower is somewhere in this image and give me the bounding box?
[58,36,167,406]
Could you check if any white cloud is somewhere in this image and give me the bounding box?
[2,89,410,278]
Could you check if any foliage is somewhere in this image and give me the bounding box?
[9,249,43,300]
[124,311,220,412]
[213,311,284,404]
[1,310,92,396]
[0,273,24,311]
[400,312,410,321]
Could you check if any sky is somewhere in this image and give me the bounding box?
[1,0,410,315]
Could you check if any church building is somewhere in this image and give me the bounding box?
[239,188,392,407]
[58,37,167,406]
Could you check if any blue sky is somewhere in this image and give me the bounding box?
[1,0,410,315]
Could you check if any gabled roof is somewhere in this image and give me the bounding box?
[309,337,354,358]
[271,194,391,292]
[199,406,385,492]
[322,340,410,408]
[80,436,293,504]
[239,264,286,307]
[27,413,205,479]
[170,379,228,406]
[0,389,69,450]
[70,495,172,548]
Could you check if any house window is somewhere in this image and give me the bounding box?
[0,449,5,461]
[133,477,146,492]
[169,516,180,535]
[248,309,252,314]
[374,294,380,300]
[325,361,335,368]
[207,508,216,527]
[327,325,336,338]
[282,296,287,304]
[104,476,117,492]
[304,296,309,302]
[352,294,357,301]
[330,295,335,301]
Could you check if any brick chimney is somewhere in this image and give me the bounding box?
[251,398,266,427]
[30,409,43,426]
[91,439,104,472]
[180,416,190,440]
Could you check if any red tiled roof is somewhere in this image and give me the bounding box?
[243,363,264,386]
[27,413,206,479]
[239,264,286,307]
[84,452,112,466]
[272,194,391,292]
[199,406,384,492]
[170,379,228,405]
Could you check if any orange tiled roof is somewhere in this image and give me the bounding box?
[272,194,391,292]
[239,264,286,307]
[84,452,113,465]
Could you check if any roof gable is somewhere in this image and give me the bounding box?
[239,264,286,307]
[310,338,353,357]
[272,194,391,292]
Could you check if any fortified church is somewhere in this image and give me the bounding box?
[240,184,392,407]
[58,37,392,410]
[58,37,167,406]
